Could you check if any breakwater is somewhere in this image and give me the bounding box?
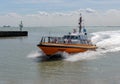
[0,31,28,37]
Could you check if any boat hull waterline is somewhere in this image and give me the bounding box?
[37,43,97,56]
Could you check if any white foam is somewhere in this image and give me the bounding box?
[64,30,120,62]
[27,51,44,58]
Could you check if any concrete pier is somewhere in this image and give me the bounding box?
[0,31,28,37]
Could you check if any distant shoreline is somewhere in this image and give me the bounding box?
[0,25,120,28]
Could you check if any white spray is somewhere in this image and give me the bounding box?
[64,30,120,62]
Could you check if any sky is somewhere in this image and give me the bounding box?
[0,0,120,26]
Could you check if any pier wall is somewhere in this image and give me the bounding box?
[0,31,28,37]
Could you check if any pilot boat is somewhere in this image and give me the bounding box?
[37,14,97,56]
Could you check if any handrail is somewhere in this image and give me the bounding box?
[40,36,91,45]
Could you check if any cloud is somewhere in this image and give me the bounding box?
[7,13,23,18]
[90,0,120,4]
[0,9,120,27]
[14,0,63,4]
[0,13,23,26]
[85,8,96,13]
[105,9,120,15]
[38,11,49,16]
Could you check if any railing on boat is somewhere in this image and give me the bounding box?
[40,36,64,43]
[40,36,92,45]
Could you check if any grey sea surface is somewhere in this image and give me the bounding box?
[0,26,120,84]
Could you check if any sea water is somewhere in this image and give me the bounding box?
[0,26,120,84]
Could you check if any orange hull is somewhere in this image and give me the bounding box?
[37,43,97,56]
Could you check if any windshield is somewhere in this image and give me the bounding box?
[63,35,79,40]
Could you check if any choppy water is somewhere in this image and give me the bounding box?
[0,26,120,84]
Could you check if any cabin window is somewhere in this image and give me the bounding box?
[71,36,78,39]
[63,35,78,40]
[63,35,70,39]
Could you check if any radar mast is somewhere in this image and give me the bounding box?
[78,13,82,33]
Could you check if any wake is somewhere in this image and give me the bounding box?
[64,30,120,62]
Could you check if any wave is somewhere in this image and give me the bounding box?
[64,30,120,62]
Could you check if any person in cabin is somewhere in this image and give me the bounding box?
[73,29,77,33]
[52,37,57,43]
[83,27,87,35]
[68,38,72,44]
